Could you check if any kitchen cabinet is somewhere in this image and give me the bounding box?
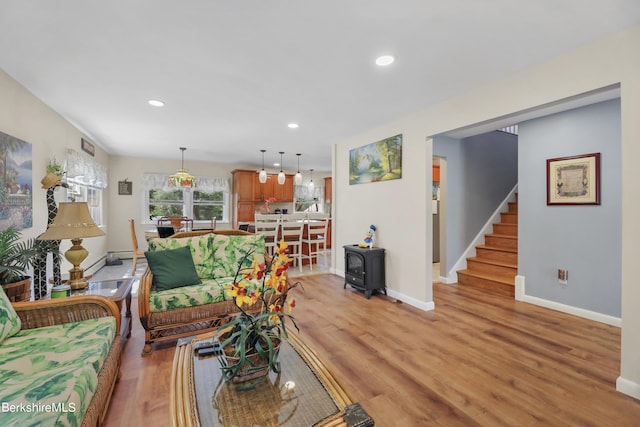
[253,173,294,202]
[324,177,332,204]
[232,169,294,228]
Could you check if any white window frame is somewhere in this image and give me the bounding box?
[142,173,230,225]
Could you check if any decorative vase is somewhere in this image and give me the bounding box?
[220,338,281,384]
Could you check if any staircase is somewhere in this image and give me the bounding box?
[456,200,518,296]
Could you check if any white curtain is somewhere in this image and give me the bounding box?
[65,148,108,188]
[142,173,229,193]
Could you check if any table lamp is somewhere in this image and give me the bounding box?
[38,202,105,290]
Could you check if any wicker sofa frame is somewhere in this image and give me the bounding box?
[12,296,122,427]
[138,229,283,356]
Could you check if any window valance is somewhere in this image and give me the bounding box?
[142,173,229,193]
[65,149,108,188]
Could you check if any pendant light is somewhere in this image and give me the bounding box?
[294,153,303,185]
[259,149,267,184]
[277,151,286,185]
[168,147,195,188]
[309,168,314,189]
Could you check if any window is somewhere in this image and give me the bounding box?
[66,179,104,225]
[192,190,224,221]
[149,189,184,217]
[143,173,229,224]
[65,148,107,225]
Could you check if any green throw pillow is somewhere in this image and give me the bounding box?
[0,286,22,343]
[145,246,202,291]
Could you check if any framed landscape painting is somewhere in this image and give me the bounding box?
[349,134,402,185]
[0,131,33,229]
[547,152,600,205]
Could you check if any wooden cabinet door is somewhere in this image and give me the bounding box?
[273,174,294,202]
[233,170,255,202]
[324,177,332,203]
[254,174,275,201]
[236,202,255,223]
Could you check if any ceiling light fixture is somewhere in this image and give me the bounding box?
[288,123,299,129]
[309,169,314,189]
[168,147,195,188]
[277,152,286,185]
[375,55,395,66]
[294,153,302,185]
[148,99,165,107]
[259,149,268,184]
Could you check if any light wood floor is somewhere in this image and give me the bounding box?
[104,275,640,426]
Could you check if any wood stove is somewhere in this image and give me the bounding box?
[343,245,386,299]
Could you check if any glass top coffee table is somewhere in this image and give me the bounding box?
[170,332,373,427]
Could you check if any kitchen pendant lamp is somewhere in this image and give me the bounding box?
[309,168,314,189]
[294,153,303,185]
[277,152,286,185]
[168,147,195,188]
[259,149,268,184]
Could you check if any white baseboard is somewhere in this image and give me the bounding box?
[617,376,640,400]
[515,275,621,327]
[386,289,435,312]
[335,270,434,311]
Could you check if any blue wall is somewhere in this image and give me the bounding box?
[518,99,621,316]
[434,131,518,273]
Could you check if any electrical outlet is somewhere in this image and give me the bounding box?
[558,269,568,284]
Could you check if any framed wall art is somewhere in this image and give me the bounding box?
[81,138,95,156]
[547,152,600,205]
[118,179,133,195]
[349,134,402,185]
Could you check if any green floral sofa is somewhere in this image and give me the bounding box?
[0,291,122,427]
[138,230,274,355]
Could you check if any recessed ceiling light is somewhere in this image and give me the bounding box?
[273,162,280,167]
[375,55,395,66]
[148,99,165,107]
[288,123,299,129]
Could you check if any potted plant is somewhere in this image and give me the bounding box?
[218,240,300,388]
[46,157,65,176]
[0,226,37,302]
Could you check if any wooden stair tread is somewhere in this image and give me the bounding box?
[485,233,517,240]
[467,257,516,269]
[476,244,518,254]
[457,269,515,286]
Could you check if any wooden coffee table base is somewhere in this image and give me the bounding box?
[170,333,371,427]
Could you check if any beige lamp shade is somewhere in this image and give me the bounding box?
[38,202,104,289]
[38,202,105,240]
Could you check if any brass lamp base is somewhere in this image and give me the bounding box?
[67,267,88,290]
[65,238,89,290]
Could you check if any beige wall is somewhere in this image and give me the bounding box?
[0,68,110,275]
[334,24,640,398]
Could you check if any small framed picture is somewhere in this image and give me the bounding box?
[547,152,600,205]
[118,180,132,195]
[81,138,95,157]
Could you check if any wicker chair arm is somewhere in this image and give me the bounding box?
[138,267,153,329]
[13,295,121,333]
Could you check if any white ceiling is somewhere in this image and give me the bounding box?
[1,1,639,172]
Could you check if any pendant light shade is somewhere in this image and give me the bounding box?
[277,151,286,185]
[168,147,195,188]
[259,149,267,184]
[294,153,302,185]
[309,168,314,189]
